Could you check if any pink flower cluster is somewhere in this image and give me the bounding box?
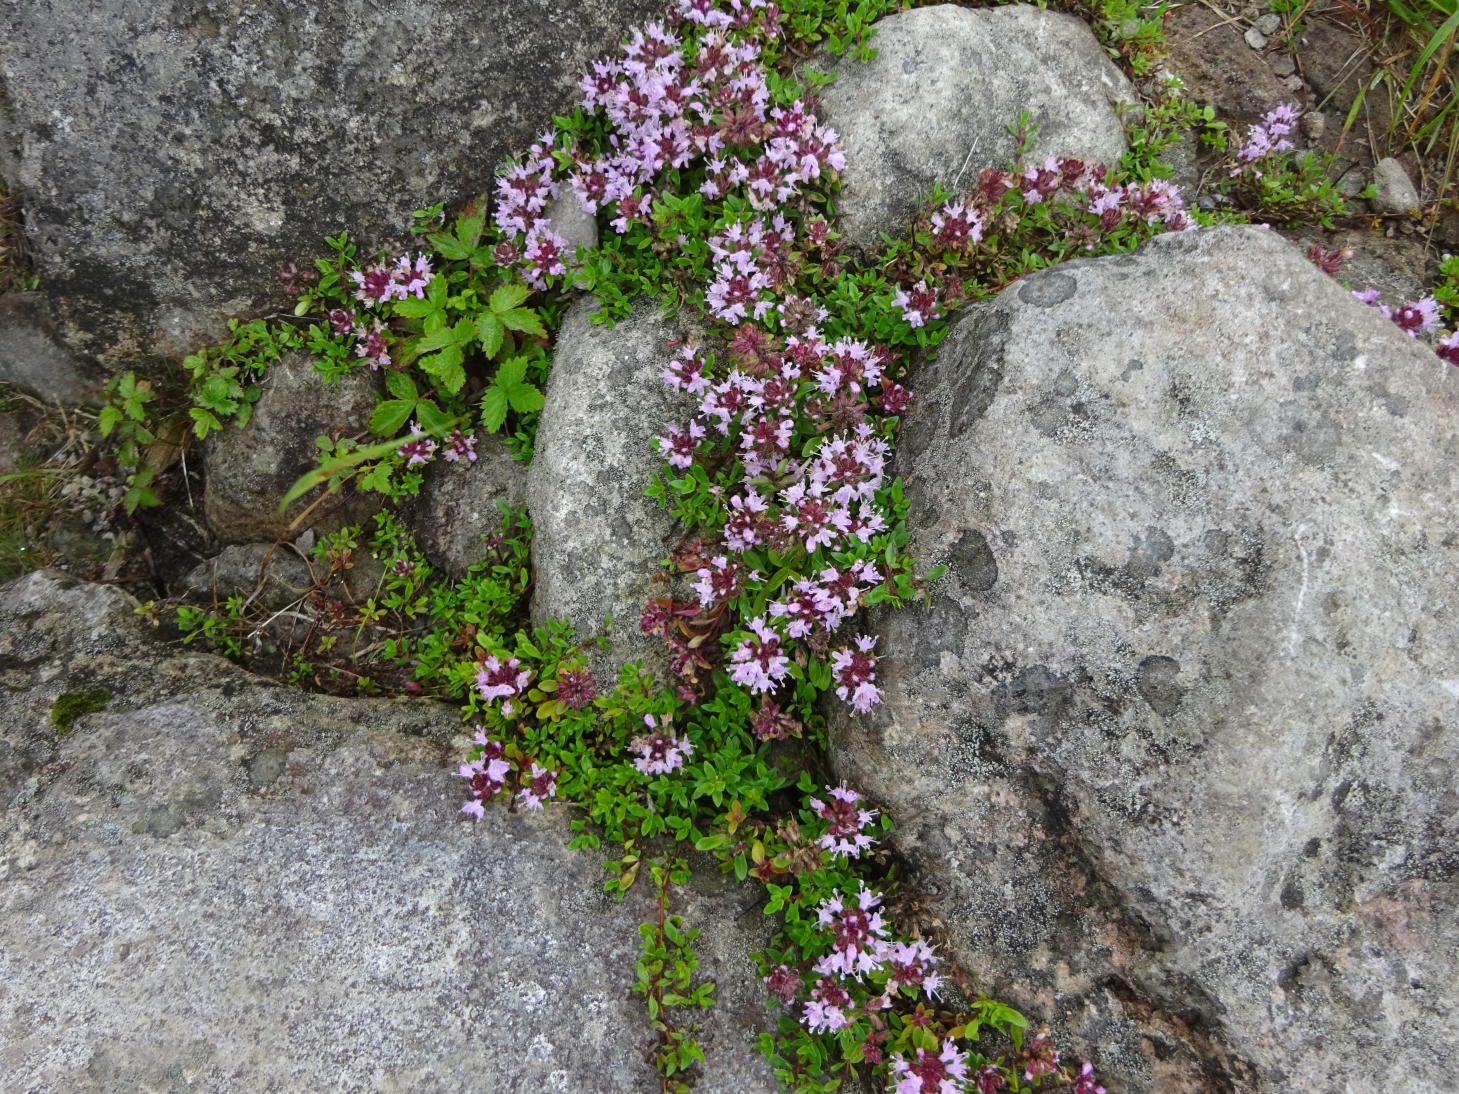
[1232,104,1299,177]
[458,729,558,816]
[814,886,891,977]
[349,253,434,307]
[397,426,477,468]
[809,783,878,857]
[1352,289,1459,363]
[475,654,531,715]
[631,713,695,774]
[891,1040,968,1094]
[831,634,881,713]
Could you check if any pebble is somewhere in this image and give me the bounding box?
[1300,111,1326,141]
[1370,156,1421,214]
[1256,12,1283,35]
[1336,169,1369,197]
[1284,74,1304,92]
[1270,53,1296,78]
[1245,26,1269,50]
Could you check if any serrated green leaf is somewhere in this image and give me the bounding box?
[480,386,508,433]
[495,356,528,389]
[456,212,485,252]
[427,232,470,261]
[98,406,122,438]
[498,307,546,338]
[489,283,531,314]
[393,296,437,319]
[189,407,223,439]
[385,371,418,401]
[475,313,505,358]
[420,344,466,395]
[370,398,416,437]
[416,326,459,354]
[505,382,544,414]
[414,398,454,435]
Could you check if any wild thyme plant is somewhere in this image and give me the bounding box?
[125,0,1316,1089]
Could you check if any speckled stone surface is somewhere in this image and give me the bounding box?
[828,225,1459,1093]
[0,571,778,1093]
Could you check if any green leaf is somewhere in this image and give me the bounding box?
[98,406,122,438]
[370,398,416,437]
[489,283,531,314]
[498,307,546,338]
[278,434,410,511]
[393,296,438,319]
[475,313,505,358]
[189,407,223,439]
[505,382,544,414]
[427,232,470,260]
[420,344,466,395]
[416,326,460,354]
[480,386,509,433]
[385,371,418,401]
[414,398,455,435]
[455,212,485,252]
[495,356,528,389]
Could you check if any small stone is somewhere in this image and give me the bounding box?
[1370,156,1421,214]
[1245,26,1269,50]
[1300,111,1326,141]
[1256,12,1283,35]
[1337,170,1368,197]
[1269,53,1296,78]
[1284,74,1304,91]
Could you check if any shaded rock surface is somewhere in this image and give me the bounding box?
[202,353,381,544]
[528,299,692,677]
[828,225,1459,1093]
[0,570,777,1093]
[412,432,527,578]
[0,0,659,382]
[815,4,1135,250]
[0,292,96,404]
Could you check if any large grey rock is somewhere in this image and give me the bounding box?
[829,226,1459,1093]
[815,4,1135,250]
[0,0,657,382]
[0,570,777,1092]
[203,353,381,544]
[413,432,527,578]
[528,300,692,673]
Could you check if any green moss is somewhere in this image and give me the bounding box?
[50,688,111,735]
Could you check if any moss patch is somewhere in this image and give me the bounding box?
[50,688,111,735]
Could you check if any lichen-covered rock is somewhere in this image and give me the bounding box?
[202,353,381,544]
[828,225,1459,1092]
[528,299,691,675]
[0,0,659,384]
[0,570,777,1093]
[815,4,1135,251]
[412,432,527,578]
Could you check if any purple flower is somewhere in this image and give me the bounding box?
[691,555,753,608]
[809,784,878,857]
[631,713,694,774]
[892,1040,968,1094]
[556,667,598,710]
[728,616,791,693]
[1385,296,1441,337]
[396,253,433,298]
[1020,1032,1060,1083]
[1072,1062,1108,1094]
[354,320,392,369]
[517,763,557,810]
[475,655,530,706]
[459,733,511,817]
[328,308,357,336]
[801,977,854,1033]
[813,887,890,977]
[656,419,706,469]
[831,635,882,713]
[749,698,799,741]
[350,265,397,306]
[930,200,983,251]
[892,280,939,328]
[763,962,801,1005]
[663,346,713,393]
[1436,330,1459,366]
[441,430,477,463]
[397,425,437,466]
[885,940,941,999]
